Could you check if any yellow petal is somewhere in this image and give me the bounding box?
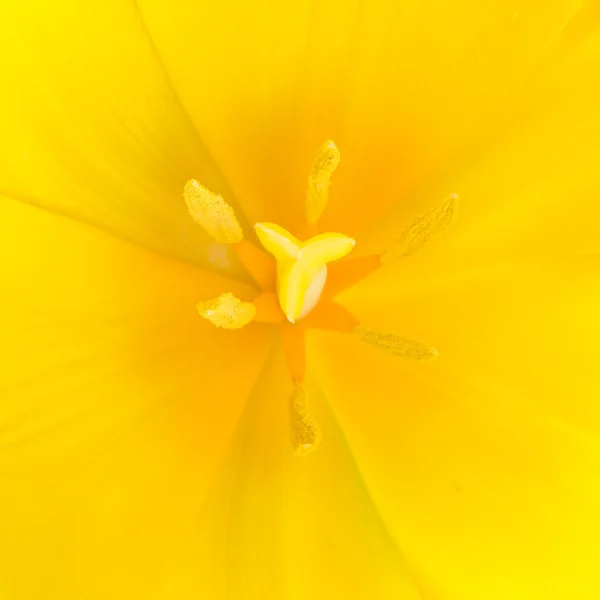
[363,9,600,261]
[138,0,583,234]
[0,196,274,598]
[313,256,600,598]
[0,0,248,274]
[168,346,422,599]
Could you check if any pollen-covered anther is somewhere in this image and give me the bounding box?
[184,179,243,243]
[197,292,256,329]
[306,139,341,224]
[290,383,322,456]
[356,327,439,361]
[382,193,458,262]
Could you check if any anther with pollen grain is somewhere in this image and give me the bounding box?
[306,139,340,225]
[356,327,439,361]
[382,193,458,262]
[197,292,256,329]
[290,382,322,455]
[184,179,243,243]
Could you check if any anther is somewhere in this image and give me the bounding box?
[306,140,341,224]
[197,292,256,329]
[289,382,322,455]
[184,179,243,243]
[382,194,458,262]
[356,327,439,361]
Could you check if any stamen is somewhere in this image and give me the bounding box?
[301,299,359,334]
[306,140,341,224]
[184,179,243,243]
[252,291,285,324]
[197,292,256,329]
[281,324,306,382]
[382,194,458,262]
[290,382,322,456]
[232,240,276,291]
[356,327,439,361]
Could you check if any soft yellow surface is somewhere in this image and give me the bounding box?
[0,0,249,274]
[2,0,600,598]
[0,195,275,598]
[138,0,586,234]
[315,257,600,599]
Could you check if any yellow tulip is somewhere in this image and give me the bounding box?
[1,0,600,599]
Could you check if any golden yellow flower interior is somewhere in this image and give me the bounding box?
[183,140,455,454]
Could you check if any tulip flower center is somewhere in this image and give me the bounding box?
[184,140,454,455]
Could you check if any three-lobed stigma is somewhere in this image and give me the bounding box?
[254,222,355,323]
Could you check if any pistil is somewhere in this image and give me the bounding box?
[254,223,355,323]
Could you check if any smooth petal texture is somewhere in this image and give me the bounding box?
[3,1,600,599]
[0,0,250,274]
[362,6,600,262]
[139,0,581,234]
[163,345,422,600]
[313,256,600,599]
[0,197,274,599]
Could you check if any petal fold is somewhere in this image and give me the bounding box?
[0,196,274,599]
[314,255,600,599]
[0,0,247,274]
[139,0,584,234]
[170,345,423,599]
